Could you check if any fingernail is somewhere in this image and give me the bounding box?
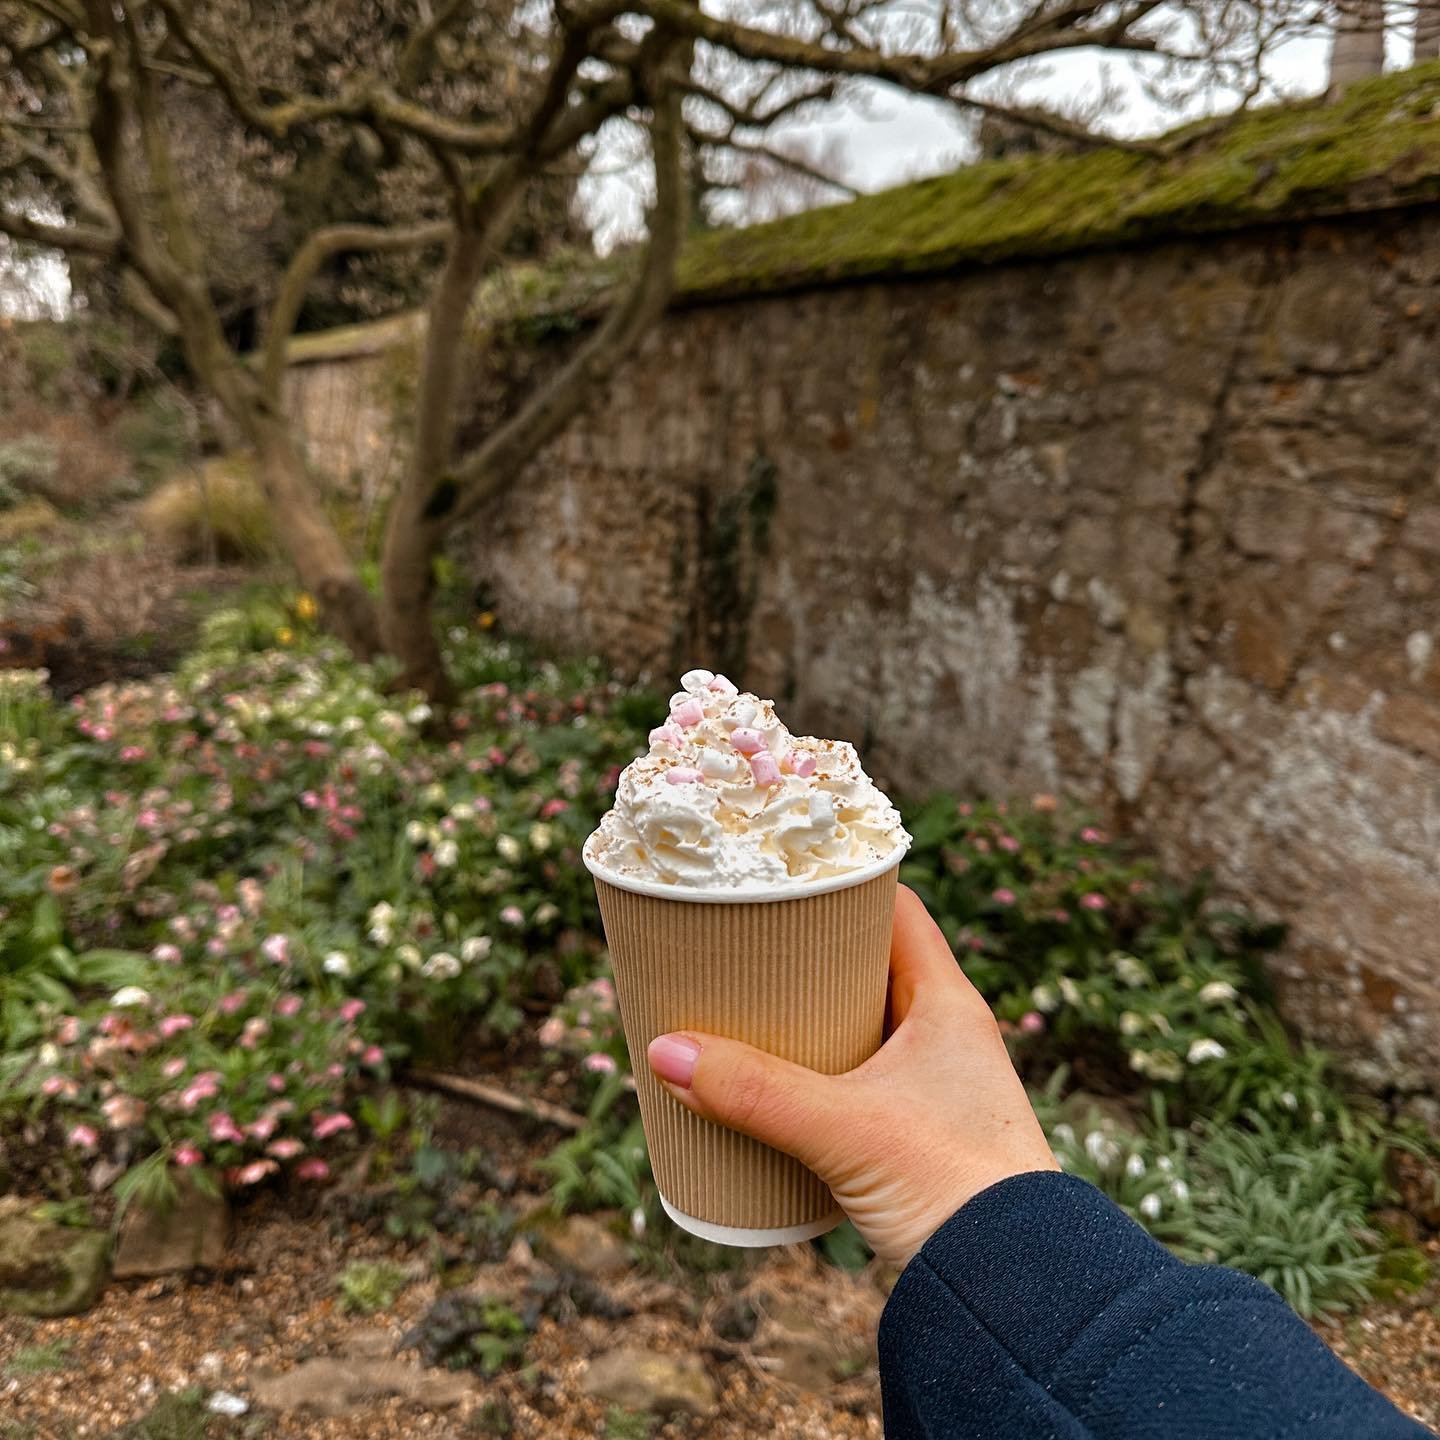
[648,1033,701,1088]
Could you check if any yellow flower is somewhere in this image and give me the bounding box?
[477,610,496,630]
[295,592,318,622]
[276,626,295,645]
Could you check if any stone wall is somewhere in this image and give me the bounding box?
[467,212,1440,1092]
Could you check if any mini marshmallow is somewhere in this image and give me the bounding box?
[700,750,742,780]
[721,701,757,731]
[649,723,684,750]
[750,752,782,787]
[707,674,738,697]
[670,698,705,728]
[788,751,817,778]
[665,766,705,785]
[729,727,766,755]
[680,668,715,693]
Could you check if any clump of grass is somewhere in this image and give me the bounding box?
[138,455,275,563]
[335,1259,411,1314]
[4,1337,72,1376]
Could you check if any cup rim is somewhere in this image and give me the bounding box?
[582,832,909,903]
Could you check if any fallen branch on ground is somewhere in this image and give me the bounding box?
[409,1068,587,1132]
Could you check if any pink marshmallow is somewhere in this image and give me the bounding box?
[670,698,705,728]
[729,727,766,754]
[707,674,738,697]
[787,751,817,778]
[750,752,782,787]
[665,766,705,785]
[649,723,684,749]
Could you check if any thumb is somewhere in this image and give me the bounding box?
[647,1031,847,1173]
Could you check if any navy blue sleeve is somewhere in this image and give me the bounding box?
[878,1171,1434,1440]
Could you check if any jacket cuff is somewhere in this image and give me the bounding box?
[881,1170,1181,1381]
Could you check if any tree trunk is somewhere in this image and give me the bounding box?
[378,202,518,702]
[1329,0,1385,93]
[379,490,453,702]
[251,417,383,659]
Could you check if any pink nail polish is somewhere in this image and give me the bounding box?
[648,1033,701,1088]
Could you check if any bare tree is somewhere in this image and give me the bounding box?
[1,0,1303,699]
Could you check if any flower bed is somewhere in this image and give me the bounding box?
[1,599,1433,1312]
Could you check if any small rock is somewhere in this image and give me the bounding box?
[340,1327,395,1359]
[206,1392,249,1417]
[538,1214,632,1279]
[759,1300,872,1392]
[0,1196,110,1317]
[579,1347,717,1416]
[195,1352,225,1381]
[250,1357,474,1418]
[505,1236,534,1268]
[113,1176,230,1278]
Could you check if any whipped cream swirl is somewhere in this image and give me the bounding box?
[585,669,909,892]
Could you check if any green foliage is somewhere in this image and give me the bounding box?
[901,794,1284,1115]
[116,393,196,493]
[0,438,59,509]
[0,621,649,1196]
[4,1337,73,1376]
[603,1409,658,1440]
[466,1400,515,1437]
[400,1292,529,1374]
[0,666,61,749]
[106,1387,266,1439]
[541,1116,650,1217]
[335,1259,412,1314]
[0,886,148,1053]
[1373,1244,1433,1301]
[465,1301,527,1374]
[818,1220,872,1273]
[3,611,1431,1319]
[1178,1121,1383,1316]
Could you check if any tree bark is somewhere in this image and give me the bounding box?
[379,174,525,700]
[250,414,383,658]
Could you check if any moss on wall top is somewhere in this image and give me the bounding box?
[678,63,1440,299]
[287,64,1440,363]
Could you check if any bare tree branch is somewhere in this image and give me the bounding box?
[154,0,512,151]
[259,220,452,404]
[397,0,474,93]
[634,0,1166,95]
[693,128,860,198]
[0,123,114,224]
[450,62,689,523]
[687,76,839,132]
[963,94,1160,155]
[0,205,117,255]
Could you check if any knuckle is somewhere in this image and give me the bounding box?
[719,1053,774,1133]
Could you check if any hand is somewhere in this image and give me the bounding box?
[646,885,1058,1267]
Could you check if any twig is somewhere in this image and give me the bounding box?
[409,1068,587,1131]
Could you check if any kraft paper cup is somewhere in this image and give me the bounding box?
[584,838,904,1247]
